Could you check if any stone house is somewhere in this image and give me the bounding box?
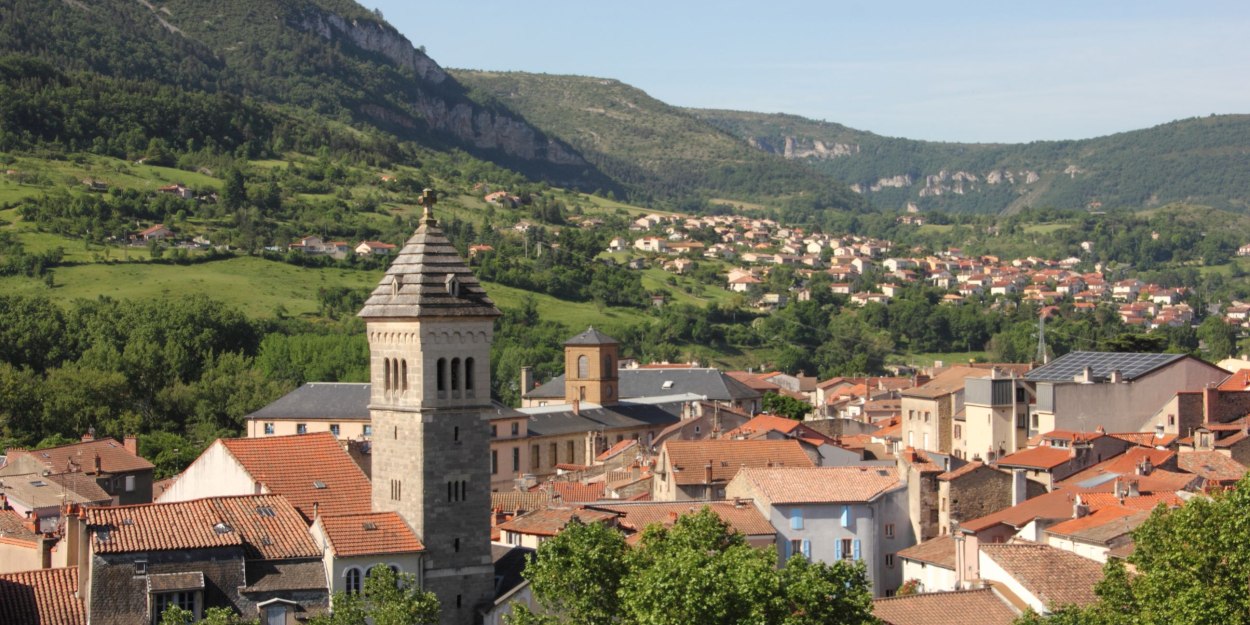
[653,439,814,502]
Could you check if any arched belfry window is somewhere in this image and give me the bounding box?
[383,358,392,391]
[437,358,447,394]
[401,360,408,392]
[465,357,475,391]
[578,355,589,379]
[451,358,461,391]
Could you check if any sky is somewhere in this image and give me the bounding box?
[366,1,1250,144]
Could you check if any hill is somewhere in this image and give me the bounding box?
[690,109,1250,214]
[451,70,866,214]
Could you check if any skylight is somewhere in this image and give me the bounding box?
[363,522,379,531]
[256,506,276,517]
[313,481,328,490]
[212,522,232,534]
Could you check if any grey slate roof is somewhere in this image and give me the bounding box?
[247,383,372,422]
[526,368,761,402]
[1025,351,1188,382]
[247,383,523,424]
[564,326,619,346]
[521,401,684,438]
[491,544,535,601]
[357,217,500,319]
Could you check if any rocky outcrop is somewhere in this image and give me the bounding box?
[782,137,859,159]
[295,7,584,166]
[297,12,445,83]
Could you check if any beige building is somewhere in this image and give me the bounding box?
[901,366,989,455]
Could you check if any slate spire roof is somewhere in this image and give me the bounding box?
[564,326,619,346]
[358,194,500,319]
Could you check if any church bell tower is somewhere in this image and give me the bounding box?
[359,190,500,624]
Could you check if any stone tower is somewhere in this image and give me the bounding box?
[563,326,620,406]
[359,190,500,624]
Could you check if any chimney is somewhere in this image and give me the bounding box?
[704,461,713,485]
[1137,456,1153,476]
[1113,479,1124,500]
[1109,369,1123,383]
[520,366,534,398]
[1073,495,1090,518]
[571,399,580,416]
[1011,469,1027,506]
[92,453,101,474]
[1128,479,1140,497]
[81,428,95,442]
[1075,366,1093,383]
[1203,384,1219,424]
[124,435,138,456]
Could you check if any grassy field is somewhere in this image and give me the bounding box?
[1021,223,1071,234]
[894,351,989,368]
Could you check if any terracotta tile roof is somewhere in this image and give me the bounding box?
[662,440,814,486]
[491,490,551,513]
[873,588,1017,625]
[980,542,1103,608]
[725,371,783,392]
[961,489,1085,533]
[938,460,990,481]
[1045,507,1151,544]
[45,471,111,502]
[318,511,424,557]
[0,567,83,625]
[0,508,38,545]
[1107,432,1177,448]
[902,366,991,399]
[596,439,638,462]
[732,466,901,504]
[1076,491,1182,511]
[590,500,776,538]
[544,481,606,503]
[897,534,957,569]
[1177,451,1248,485]
[5,437,153,474]
[221,433,372,521]
[995,446,1073,470]
[87,494,319,559]
[1059,447,1178,487]
[725,414,803,438]
[496,507,618,537]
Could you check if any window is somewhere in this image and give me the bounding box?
[790,539,804,560]
[437,358,447,393]
[603,355,613,376]
[363,425,372,437]
[390,479,402,501]
[491,425,498,438]
[839,539,853,561]
[1031,414,1039,428]
[296,424,307,435]
[1168,414,1176,426]
[886,553,895,568]
[345,568,362,594]
[567,441,575,464]
[134,560,147,576]
[885,523,895,539]
[1017,412,1028,428]
[579,386,586,401]
[451,357,461,391]
[531,445,541,469]
[512,448,520,472]
[125,475,136,492]
[265,604,288,625]
[840,505,850,528]
[789,508,804,530]
[454,426,460,443]
[384,357,391,391]
[263,423,274,435]
[153,591,197,625]
[578,355,589,379]
[549,443,558,467]
[491,450,498,475]
[401,360,408,392]
[330,424,340,437]
[511,422,519,437]
[465,357,475,391]
[954,425,961,439]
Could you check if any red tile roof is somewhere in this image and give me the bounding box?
[318,512,424,557]
[589,501,776,538]
[1059,447,1177,487]
[1107,432,1178,448]
[1177,451,1248,485]
[731,466,901,504]
[995,446,1072,470]
[938,460,990,482]
[961,489,1085,533]
[0,508,39,545]
[897,534,957,569]
[544,481,606,503]
[873,588,1017,625]
[496,507,618,537]
[0,567,83,625]
[662,440,814,486]
[5,438,153,474]
[980,542,1103,608]
[87,494,319,559]
[221,433,371,521]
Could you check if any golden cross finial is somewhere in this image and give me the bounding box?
[418,188,437,225]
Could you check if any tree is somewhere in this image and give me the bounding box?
[762,391,811,421]
[310,565,440,625]
[511,507,874,625]
[1197,316,1236,361]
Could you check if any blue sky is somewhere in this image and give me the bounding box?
[367,1,1250,143]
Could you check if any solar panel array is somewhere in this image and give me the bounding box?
[1025,351,1184,382]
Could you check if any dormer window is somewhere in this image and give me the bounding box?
[391,274,402,298]
[445,274,461,297]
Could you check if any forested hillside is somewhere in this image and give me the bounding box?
[693,109,1250,214]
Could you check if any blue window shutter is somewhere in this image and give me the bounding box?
[790,508,803,530]
[783,539,791,561]
[801,539,811,561]
[834,540,843,561]
[853,539,862,561]
[841,505,850,527]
